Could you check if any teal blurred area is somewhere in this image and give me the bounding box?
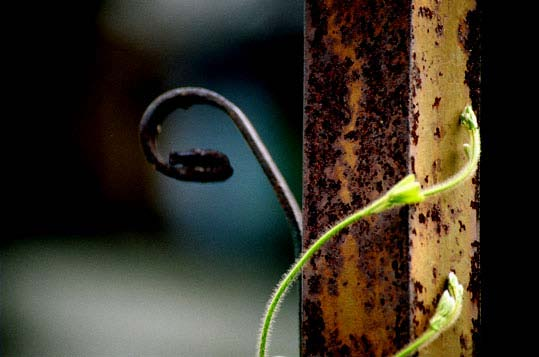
[2,1,302,355]
[2,236,299,356]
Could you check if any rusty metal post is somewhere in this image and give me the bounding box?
[302,1,480,356]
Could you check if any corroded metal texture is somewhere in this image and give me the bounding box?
[302,0,480,355]
[303,1,413,355]
[409,1,480,356]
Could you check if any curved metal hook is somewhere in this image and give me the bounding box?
[140,87,303,239]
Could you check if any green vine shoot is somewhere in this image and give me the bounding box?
[257,105,480,357]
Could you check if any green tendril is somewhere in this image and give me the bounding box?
[257,105,480,357]
[422,105,480,198]
[394,272,464,357]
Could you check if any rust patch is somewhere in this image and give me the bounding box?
[432,96,442,109]
[460,333,468,349]
[413,280,424,294]
[430,205,441,222]
[360,334,374,356]
[412,63,422,90]
[459,8,482,111]
[302,299,327,354]
[411,110,420,145]
[308,274,322,295]
[339,344,351,356]
[468,240,480,304]
[435,23,444,36]
[303,0,413,355]
[327,277,339,296]
[349,333,360,350]
[418,6,434,19]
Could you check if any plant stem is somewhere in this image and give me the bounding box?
[422,106,480,197]
[257,106,479,357]
[394,329,438,357]
[258,195,389,357]
[394,271,464,356]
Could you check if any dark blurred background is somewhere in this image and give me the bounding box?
[2,1,302,355]
[0,1,526,356]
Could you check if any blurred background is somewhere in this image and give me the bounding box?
[2,1,302,356]
[0,1,525,356]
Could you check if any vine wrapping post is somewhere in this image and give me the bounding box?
[139,1,480,354]
[258,106,479,357]
[303,1,480,355]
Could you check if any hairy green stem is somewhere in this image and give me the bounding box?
[258,193,391,357]
[394,329,437,357]
[422,105,480,197]
[394,272,464,356]
[258,106,479,357]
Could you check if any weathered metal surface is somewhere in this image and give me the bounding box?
[302,0,480,355]
[303,1,413,355]
[409,1,480,356]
